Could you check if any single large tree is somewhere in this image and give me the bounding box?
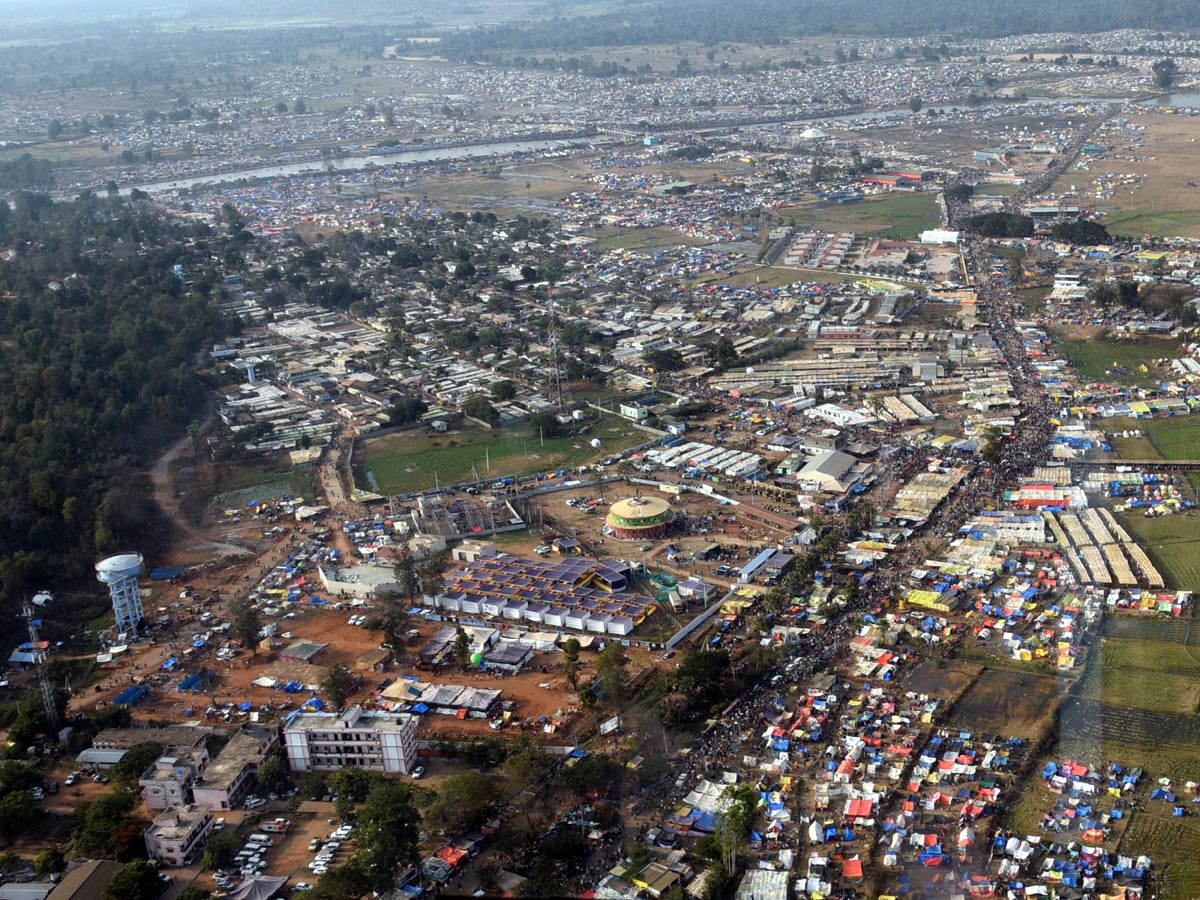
[424,771,499,835]
[562,637,581,690]
[453,627,472,669]
[354,780,420,890]
[100,861,162,900]
[229,597,262,655]
[321,664,356,712]
[595,642,629,706]
[1153,58,1177,89]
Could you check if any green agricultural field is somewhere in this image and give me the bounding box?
[780,191,941,239]
[1115,510,1200,592]
[353,415,646,495]
[1055,332,1181,385]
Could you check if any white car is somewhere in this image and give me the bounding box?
[281,632,294,639]
[294,884,315,893]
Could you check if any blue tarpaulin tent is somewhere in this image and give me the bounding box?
[115,685,149,705]
[239,702,253,711]
[411,703,429,714]
[178,673,202,692]
[162,657,179,671]
[303,697,325,710]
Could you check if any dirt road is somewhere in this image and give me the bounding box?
[151,428,206,545]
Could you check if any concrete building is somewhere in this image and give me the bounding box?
[144,803,214,867]
[284,706,417,775]
[452,539,498,563]
[139,747,208,811]
[191,725,277,811]
[317,563,400,599]
[92,725,208,752]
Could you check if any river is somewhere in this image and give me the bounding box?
[117,137,597,196]
[1157,92,1200,109]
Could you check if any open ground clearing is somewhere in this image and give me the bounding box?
[1118,415,1200,461]
[903,659,981,702]
[777,191,941,239]
[353,416,647,495]
[1052,113,1200,239]
[1054,331,1181,385]
[943,667,1064,739]
[1082,636,1200,713]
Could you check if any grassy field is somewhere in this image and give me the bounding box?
[1001,610,1200,899]
[1083,636,1200,713]
[1055,331,1181,385]
[1103,209,1200,240]
[778,191,941,239]
[1013,285,1051,314]
[593,225,709,251]
[977,181,1024,196]
[1109,430,1161,458]
[215,457,317,504]
[1114,510,1200,591]
[354,415,647,494]
[696,265,915,290]
[1103,415,1200,461]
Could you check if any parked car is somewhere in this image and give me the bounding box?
[411,766,426,780]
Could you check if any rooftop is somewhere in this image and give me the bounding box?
[146,803,211,841]
[286,705,415,733]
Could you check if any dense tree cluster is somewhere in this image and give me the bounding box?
[0,155,55,191]
[1051,219,1111,244]
[0,194,225,612]
[963,212,1036,237]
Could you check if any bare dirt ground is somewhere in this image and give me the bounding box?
[945,667,1067,740]
[1051,112,1200,237]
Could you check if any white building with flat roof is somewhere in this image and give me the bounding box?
[144,803,214,867]
[284,706,416,775]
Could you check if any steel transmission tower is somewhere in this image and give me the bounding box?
[22,602,60,737]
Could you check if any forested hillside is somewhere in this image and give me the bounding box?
[0,193,225,606]
[439,0,1200,52]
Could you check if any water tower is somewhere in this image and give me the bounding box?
[96,552,145,637]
